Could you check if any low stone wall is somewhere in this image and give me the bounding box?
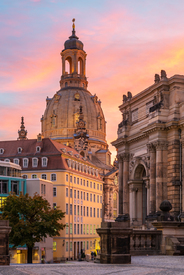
[130,230,162,256]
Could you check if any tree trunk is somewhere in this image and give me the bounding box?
[27,246,33,263]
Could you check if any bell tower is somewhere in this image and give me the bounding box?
[60,19,88,89]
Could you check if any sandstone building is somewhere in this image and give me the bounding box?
[112,71,184,228]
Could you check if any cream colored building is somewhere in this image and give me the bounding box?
[0,137,103,260]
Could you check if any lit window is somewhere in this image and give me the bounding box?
[90,224,92,234]
[51,173,56,181]
[53,187,56,197]
[32,158,38,168]
[32,174,37,179]
[87,224,89,234]
[53,203,57,210]
[41,174,47,180]
[42,157,48,167]
[23,158,29,168]
[53,242,56,251]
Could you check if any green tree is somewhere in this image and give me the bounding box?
[1,193,65,263]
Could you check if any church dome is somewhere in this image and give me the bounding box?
[41,19,108,152]
[41,88,106,148]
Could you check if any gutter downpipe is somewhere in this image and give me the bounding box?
[178,129,182,215]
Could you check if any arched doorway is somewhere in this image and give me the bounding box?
[129,164,147,226]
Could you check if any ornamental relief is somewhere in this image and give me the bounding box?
[129,154,150,177]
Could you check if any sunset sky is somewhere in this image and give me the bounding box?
[1,0,184,161]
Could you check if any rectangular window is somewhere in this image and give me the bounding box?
[70,242,72,251]
[97,208,99,218]
[100,209,102,218]
[74,205,76,215]
[74,190,76,198]
[77,205,79,215]
[43,184,46,195]
[94,194,95,202]
[77,178,79,184]
[93,182,95,189]
[53,241,56,251]
[83,180,85,186]
[51,174,56,181]
[66,203,68,214]
[81,224,83,234]
[70,189,72,198]
[66,174,68,182]
[87,224,89,234]
[87,241,89,250]
[70,204,72,215]
[70,175,72,183]
[90,224,92,234]
[77,224,79,234]
[97,195,99,203]
[66,187,68,197]
[87,193,89,201]
[90,194,92,202]
[74,224,76,234]
[11,181,19,195]
[97,183,99,190]
[100,184,102,191]
[100,196,102,203]
[87,207,89,217]
[77,190,79,199]
[42,174,47,180]
[81,191,83,200]
[83,206,85,216]
[81,206,83,216]
[94,208,96,218]
[66,223,68,234]
[90,241,92,248]
[0,180,8,194]
[83,192,85,200]
[74,177,76,184]
[83,224,85,234]
[90,207,92,217]
[66,241,68,252]
[70,223,72,234]
[83,241,85,249]
[53,203,56,210]
[90,182,92,188]
[80,179,82,185]
[87,181,89,187]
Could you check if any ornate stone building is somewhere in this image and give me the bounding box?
[41,20,118,222]
[112,71,184,228]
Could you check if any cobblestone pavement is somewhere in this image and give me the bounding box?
[0,256,183,275]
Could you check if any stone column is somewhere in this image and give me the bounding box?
[122,153,129,214]
[118,155,123,215]
[155,141,164,212]
[147,143,156,214]
[162,143,168,201]
[132,189,136,220]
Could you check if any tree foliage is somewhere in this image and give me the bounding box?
[1,193,65,262]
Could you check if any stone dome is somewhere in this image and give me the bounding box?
[41,87,107,150]
[64,33,83,51]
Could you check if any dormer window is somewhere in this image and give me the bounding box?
[36,146,41,153]
[32,158,38,168]
[23,158,29,168]
[42,157,48,167]
[0,148,4,154]
[13,158,19,165]
[17,147,22,153]
[5,159,10,162]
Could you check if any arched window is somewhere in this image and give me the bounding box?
[65,57,72,74]
[0,148,4,154]
[42,157,48,167]
[78,57,83,75]
[32,158,38,168]
[23,158,29,168]
[17,147,22,153]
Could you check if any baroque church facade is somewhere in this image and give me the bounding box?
[41,20,118,222]
[112,71,184,228]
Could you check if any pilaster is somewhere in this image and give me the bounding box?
[147,143,156,214]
